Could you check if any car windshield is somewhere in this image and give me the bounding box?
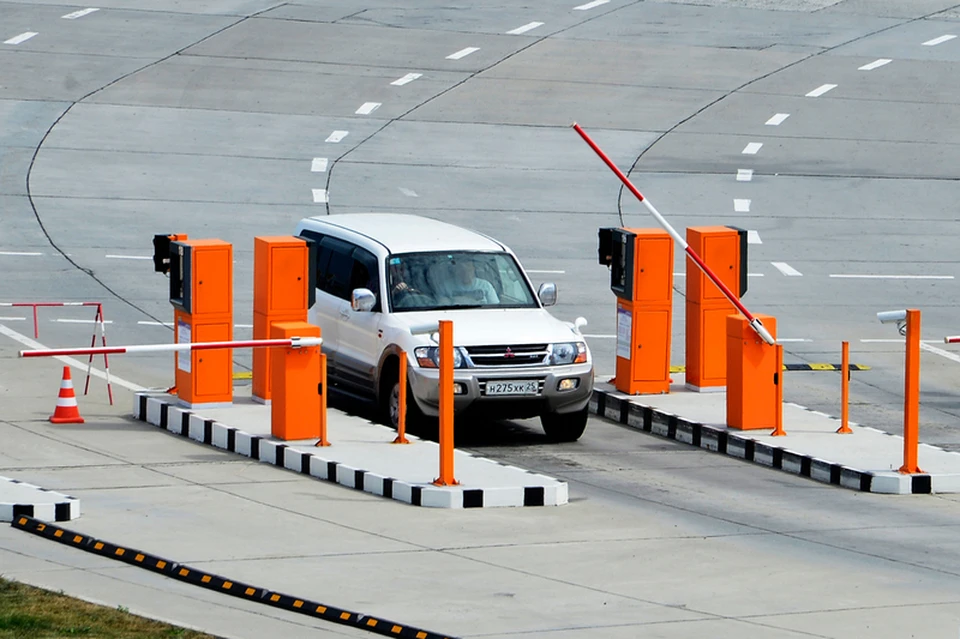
[387,251,539,312]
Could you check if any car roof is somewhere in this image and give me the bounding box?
[298,213,507,254]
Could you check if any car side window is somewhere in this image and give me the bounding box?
[350,247,381,312]
[316,236,356,301]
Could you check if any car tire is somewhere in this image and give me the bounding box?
[383,375,425,430]
[540,406,588,442]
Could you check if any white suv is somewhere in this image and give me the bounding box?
[294,213,594,442]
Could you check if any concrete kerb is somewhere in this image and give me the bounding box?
[133,392,567,508]
[589,386,960,495]
[0,475,81,523]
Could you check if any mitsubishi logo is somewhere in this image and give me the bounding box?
[504,347,515,359]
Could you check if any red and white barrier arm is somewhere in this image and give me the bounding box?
[19,337,323,358]
[570,122,776,345]
[945,336,960,344]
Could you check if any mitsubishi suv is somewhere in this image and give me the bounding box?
[294,213,594,442]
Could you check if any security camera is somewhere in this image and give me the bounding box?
[877,309,908,336]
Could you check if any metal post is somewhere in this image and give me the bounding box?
[393,351,410,444]
[900,309,923,474]
[434,320,458,486]
[837,341,853,434]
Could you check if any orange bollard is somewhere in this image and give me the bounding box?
[393,351,410,444]
[433,320,458,486]
[900,310,923,474]
[837,341,853,434]
[770,344,785,436]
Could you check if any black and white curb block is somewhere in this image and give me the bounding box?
[134,393,565,508]
[589,389,950,495]
[0,475,80,522]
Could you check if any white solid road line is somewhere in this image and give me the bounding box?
[355,102,381,115]
[62,8,99,19]
[105,255,151,260]
[574,0,609,9]
[920,342,960,364]
[138,321,174,327]
[0,317,25,321]
[747,230,762,244]
[53,319,113,324]
[311,157,328,172]
[507,22,544,35]
[772,262,803,276]
[923,34,957,46]
[742,142,763,155]
[582,334,615,339]
[806,84,837,97]
[829,274,954,280]
[325,130,348,143]
[736,169,753,182]
[0,323,145,391]
[0,251,43,256]
[312,189,328,203]
[859,59,892,70]
[765,113,790,126]
[446,47,480,60]
[734,199,751,212]
[391,73,422,86]
[4,32,38,45]
[527,269,566,274]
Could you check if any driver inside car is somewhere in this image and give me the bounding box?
[449,259,499,304]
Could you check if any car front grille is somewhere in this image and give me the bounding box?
[465,344,548,367]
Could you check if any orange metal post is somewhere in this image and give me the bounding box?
[613,229,674,395]
[434,320,458,486]
[253,236,311,404]
[900,309,923,474]
[771,344,785,436]
[837,341,853,434]
[269,321,322,441]
[172,239,233,408]
[393,351,410,444]
[726,313,778,430]
[685,226,744,391]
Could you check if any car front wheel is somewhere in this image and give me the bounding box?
[386,378,426,430]
[540,406,588,442]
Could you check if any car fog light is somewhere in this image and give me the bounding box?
[557,378,579,392]
[453,382,466,395]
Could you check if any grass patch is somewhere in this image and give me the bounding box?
[0,576,217,638]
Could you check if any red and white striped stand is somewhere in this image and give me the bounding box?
[19,337,324,359]
[0,301,113,404]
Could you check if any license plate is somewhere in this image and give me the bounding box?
[484,380,539,396]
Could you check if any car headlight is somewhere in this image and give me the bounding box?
[414,346,466,369]
[549,342,587,365]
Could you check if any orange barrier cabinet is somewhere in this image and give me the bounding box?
[726,313,778,430]
[270,321,323,441]
[598,227,674,394]
[252,236,315,403]
[685,226,748,391]
[169,239,233,408]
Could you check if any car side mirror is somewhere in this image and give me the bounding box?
[538,282,557,307]
[351,288,376,312]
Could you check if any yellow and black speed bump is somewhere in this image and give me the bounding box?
[12,515,458,639]
[669,363,869,373]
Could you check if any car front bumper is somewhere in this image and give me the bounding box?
[407,362,594,419]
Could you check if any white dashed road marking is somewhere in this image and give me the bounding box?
[829,274,954,280]
[138,321,174,327]
[734,199,751,212]
[446,47,480,60]
[53,318,113,324]
[736,169,753,181]
[312,189,328,203]
[0,317,25,321]
[507,22,544,35]
[4,32,38,45]
[923,35,957,46]
[772,262,803,276]
[105,255,151,260]
[325,131,348,143]
[391,73,422,86]
[859,59,892,70]
[399,188,418,197]
[806,84,837,97]
[311,158,328,172]
[574,0,609,9]
[765,113,790,126]
[0,251,43,256]
[920,342,960,364]
[527,270,566,274]
[742,142,763,155]
[62,8,99,19]
[355,102,381,115]
[748,273,764,277]
[747,230,762,244]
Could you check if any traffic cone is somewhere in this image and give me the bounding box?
[50,366,85,424]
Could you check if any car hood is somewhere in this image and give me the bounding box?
[394,308,585,346]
